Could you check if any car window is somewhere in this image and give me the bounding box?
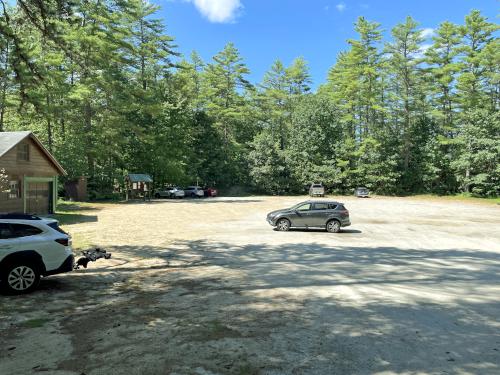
[48,222,68,235]
[296,203,311,211]
[313,203,329,210]
[328,203,338,210]
[10,224,43,238]
[312,184,322,188]
[0,223,14,239]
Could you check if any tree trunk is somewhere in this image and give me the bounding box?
[84,100,94,178]
[46,95,53,151]
[140,19,147,90]
[0,43,9,132]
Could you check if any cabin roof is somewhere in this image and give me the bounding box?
[127,174,153,183]
[0,131,67,175]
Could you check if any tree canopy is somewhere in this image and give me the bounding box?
[1,1,498,197]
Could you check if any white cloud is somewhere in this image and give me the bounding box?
[336,2,346,12]
[188,0,242,23]
[421,28,435,39]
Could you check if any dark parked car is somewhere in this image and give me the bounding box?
[354,187,369,198]
[266,200,351,233]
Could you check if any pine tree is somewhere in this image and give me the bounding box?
[385,16,428,191]
[204,42,252,143]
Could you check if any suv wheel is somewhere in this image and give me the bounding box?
[1,263,41,294]
[277,218,290,232]
[326,219,341,233]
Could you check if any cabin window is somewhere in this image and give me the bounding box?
[17,143,30,161]
[9,181,20,199]
[132,182,137,190]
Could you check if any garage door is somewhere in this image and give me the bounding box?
[27,182,53,215]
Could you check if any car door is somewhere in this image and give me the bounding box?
[291,203,313,227]
[310,202,330,226]
[10,224,59,270]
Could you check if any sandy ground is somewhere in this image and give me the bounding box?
[1,196,499,375]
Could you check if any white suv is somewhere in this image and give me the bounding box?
[184,186,204,198]
[0,214,74,294]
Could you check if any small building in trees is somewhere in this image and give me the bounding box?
[125,174,153,201]
[64,176,88,202]
[0,131,67,215]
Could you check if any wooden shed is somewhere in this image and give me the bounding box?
[0,131,66,215]
[125,174,153,201]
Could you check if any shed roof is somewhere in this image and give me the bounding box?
[0,131,67,175]
[127,174,153,183]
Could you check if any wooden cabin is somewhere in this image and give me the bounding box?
[0,131,66,215]
[125,174,153,201]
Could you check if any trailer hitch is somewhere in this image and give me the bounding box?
[74,248,112,269]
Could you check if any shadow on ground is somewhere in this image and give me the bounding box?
[1,240,499,375]
[53,212,98,225]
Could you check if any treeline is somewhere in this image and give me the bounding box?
[0,1,498,197]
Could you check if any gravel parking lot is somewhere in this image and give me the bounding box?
[1,196,499,375]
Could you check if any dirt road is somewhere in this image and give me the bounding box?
[1,196,499,375]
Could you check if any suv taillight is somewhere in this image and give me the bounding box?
[55,238,69,246]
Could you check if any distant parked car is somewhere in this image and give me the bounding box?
[309,183,325,197]
[354,187,370,198]
[167,187,185,199]
[184,186,205,198]
[266,200,351,233]
[0,214,73,294]
[154,187,171,199]
[154,186,185,199]
[204,187,218,197]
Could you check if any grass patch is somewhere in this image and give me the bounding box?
[237,364,260,375]
[193,320,243,342]
[411,193,499,205]
[56,200,102,212]
[20,318,52,328]
[53,212,98,226]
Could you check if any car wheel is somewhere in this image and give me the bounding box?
[1,263,41,294]
[276,218,290,232]
[154,193,160,199]
[326,219,341,233]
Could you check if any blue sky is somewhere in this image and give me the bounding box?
[155,0,499,87]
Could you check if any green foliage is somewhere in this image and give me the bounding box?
[452,109,499,196]
[0,4,498,197]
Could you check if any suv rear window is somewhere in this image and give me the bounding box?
[10,224,43,238]
[48,222,68,235]
[312,184,322,188]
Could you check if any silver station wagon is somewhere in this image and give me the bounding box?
[266,200,351,233]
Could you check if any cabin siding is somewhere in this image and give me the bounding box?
[0,136,61,215]
[1,138,59,177]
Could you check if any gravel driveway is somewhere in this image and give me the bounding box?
[1,196,499,375]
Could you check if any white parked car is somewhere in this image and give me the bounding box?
[0,214,73,294]
[154,186,185,199]
[184,186,204,198]
[309,183,325,197]
[167,186,185,199]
